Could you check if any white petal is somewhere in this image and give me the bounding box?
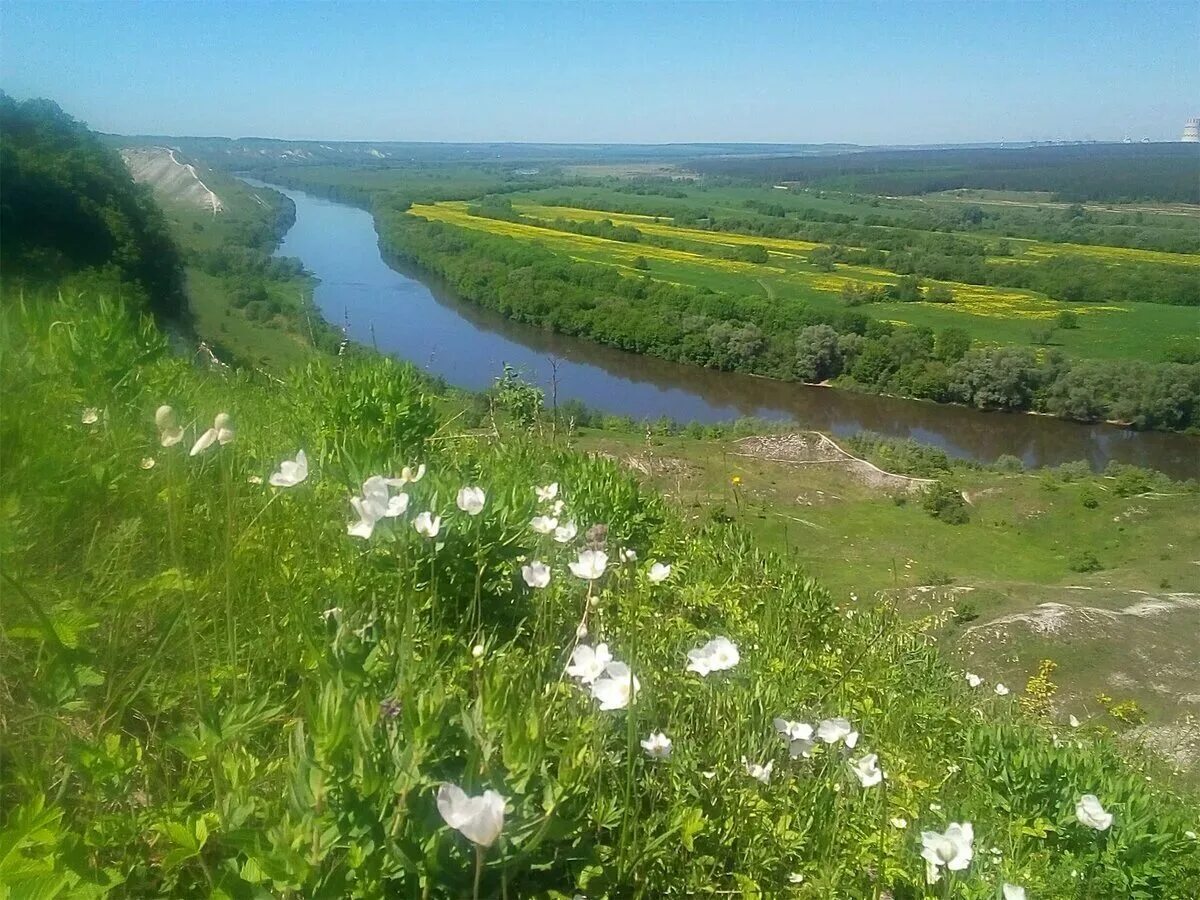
[189,428,218,456]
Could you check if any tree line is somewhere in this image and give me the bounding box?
[689,144,1200,204]
[379,203,1199,433]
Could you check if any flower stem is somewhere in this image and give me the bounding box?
[473,843,485,900]
[221,449,237,696]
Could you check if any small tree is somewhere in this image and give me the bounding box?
[1055,309,1080,330]
[926,284,955,304]
[809,247,836,272]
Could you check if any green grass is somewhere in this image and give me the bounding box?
[4,289,1200,897]
[570,427,1200,783]
[185,268,314,370]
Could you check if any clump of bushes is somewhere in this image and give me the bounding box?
[1068,549,1104,573]
[922,480,971,524]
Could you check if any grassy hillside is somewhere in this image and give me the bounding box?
[127,157,330,371]
[570,427,1200,775]
[2,289,1198,897]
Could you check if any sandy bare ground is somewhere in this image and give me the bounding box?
[121,147,223,213]
[735,432,934,494]
[960,591,1200,774]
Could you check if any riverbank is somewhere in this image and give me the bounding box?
[250,180,1200,478]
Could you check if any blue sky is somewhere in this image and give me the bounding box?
[2,1,1196,144]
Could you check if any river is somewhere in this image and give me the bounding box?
[250,180,1200,479]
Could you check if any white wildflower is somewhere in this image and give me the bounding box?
[817,717,853,745]
[566,644,612,684]
[850,753,883,788]
[214,412,234,445]
[413,511,441,538]
[456,486,486,516]
[647,562,671,584]
[921,822,974,875]
[742,757,773,784]
[640,731,672,759]
[436,784,505,848]
[590,661,639,710]
[1074,794,1113,831]
[568,549,608,580]
[155,405,184,447]
[521,561,551,588]
[269,450,308,488]
[530,515,558,535]
[685,636,739,676]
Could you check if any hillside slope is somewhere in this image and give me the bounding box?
[2,290,1198,898]
[121,147,224,214]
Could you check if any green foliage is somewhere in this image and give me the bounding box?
[922,480,971,524]
[1056,309,1081,330]
[1068,549,1104,573]
[846,432,957,478]
[993,454,1025,473]
[0,94,185,317]
[2,291,1199,896]
[490,365,545,428]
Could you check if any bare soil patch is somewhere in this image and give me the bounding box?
[735,432,934,494]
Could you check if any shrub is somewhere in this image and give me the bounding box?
[1068,549,1104,573]
[952,600,978,624]
[922,480,971,524]
[993,453,1025,473]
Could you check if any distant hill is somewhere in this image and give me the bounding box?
[0,94,185,316]
[690,143,1200,204]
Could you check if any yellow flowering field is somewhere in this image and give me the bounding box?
[409,203,1155,327]
[409,202,785,276]
[1019,241,1200,268]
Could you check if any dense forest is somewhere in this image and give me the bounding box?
[691,143,1200,204]
[0,94,185,317]
[380,202,1200,432]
